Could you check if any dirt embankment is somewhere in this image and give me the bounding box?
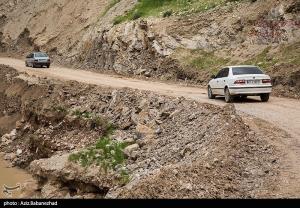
[1,0,299,98]
[0,0,135,60]
[0,65,285,198]
[71,0,300,98]
[0,0,110,57]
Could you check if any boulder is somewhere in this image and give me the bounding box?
[136,124,155,136]
[124,138,136,145]
[123,144,139,158]
[16,149,23,156]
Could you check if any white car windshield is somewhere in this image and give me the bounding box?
[232,67,264,75]
[35,52,48,58]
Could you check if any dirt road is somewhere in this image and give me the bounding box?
[1,57,299,139]
[0,57,300,197]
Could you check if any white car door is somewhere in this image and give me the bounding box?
[209,71,219,94]
[209,77,218,93]
[218,68,229,95]
[212,69,225,95]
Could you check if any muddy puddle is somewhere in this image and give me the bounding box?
[0,154,33,198]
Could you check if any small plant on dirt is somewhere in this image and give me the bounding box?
[72,109,83,118]
[162,10,173,17]
[242,42,300,71]
[52,105,69,120]
[103,122,116,136]
[191,50,230,71]
[242,47,275,70]
[53,105,68,114]
[101,0,121,17]
[68,134,131,184]
[174,49,230,75]
[132,11,142,20]
[113,16,123,25]
[89,115,116,133]
[72,109,92,119]
[119,168,130,185]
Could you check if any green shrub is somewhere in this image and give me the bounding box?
[242,47,273,70]
[120,169,130,185]
[69,136,130,180]
[190,51,229,71]
[72,109,93,119]
[132,11,142,20]
[162,10,173,17]
[113,16,123,25]
[113,0,229,24]
[53,105,68,114]
[242,42,300,71]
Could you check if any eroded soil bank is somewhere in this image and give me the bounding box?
[0,64,291,198]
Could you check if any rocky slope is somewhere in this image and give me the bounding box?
[0,65,282,198]
[0,0,299,98]
[0,0,135,57]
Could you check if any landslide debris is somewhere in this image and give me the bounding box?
[0,65,280,198]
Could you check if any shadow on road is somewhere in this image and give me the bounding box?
[215,96,262,103]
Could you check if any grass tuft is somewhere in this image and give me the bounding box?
[101,0,121,17]
[69,133,131,184]
[72,109,92,119]
[53,105,68,114]
[174,48,230,75]
[242,42,300,71]
[113,0,231,24]
[190,50,230,73]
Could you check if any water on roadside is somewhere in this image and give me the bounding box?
[0,154,33,198]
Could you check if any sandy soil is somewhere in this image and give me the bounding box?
[0,57,299,197]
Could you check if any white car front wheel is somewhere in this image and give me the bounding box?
[208,86,215,99]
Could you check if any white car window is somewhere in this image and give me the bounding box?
[223,68,229,77]
[216,68,229,78]
[232,67,264,75]
[216,69,224,78]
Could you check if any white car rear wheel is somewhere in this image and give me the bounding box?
[225,88,233,103]
[260,93,270,102]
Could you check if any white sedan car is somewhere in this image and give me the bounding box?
[208,65,272,103]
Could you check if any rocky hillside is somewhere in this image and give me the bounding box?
[0,0,299,98]
[0,0,135,56]
[0,65,281,198]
